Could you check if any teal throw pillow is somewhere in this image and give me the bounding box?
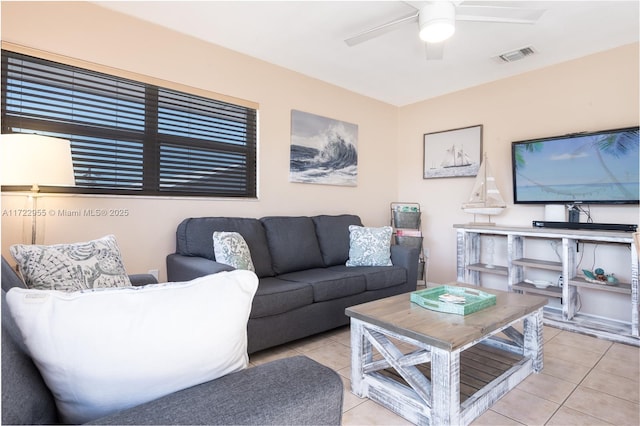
[213,231,255,272]
[346,225,393,267]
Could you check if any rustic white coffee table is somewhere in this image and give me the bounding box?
[346,284,547,426]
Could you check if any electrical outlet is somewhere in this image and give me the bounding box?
[148,269,159,280]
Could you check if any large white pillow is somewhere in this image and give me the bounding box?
[6,270,259,424]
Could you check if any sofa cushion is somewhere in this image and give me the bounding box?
[176,217,274,277]
[250,277,314,318]
[213,231,255,272]
[261,216,324,275]
[328,265,407,291]
[5,270,259,424]
[279,268,366,302]
[10,235,131,291]
[312,214,363,266]
[346,225,393,267]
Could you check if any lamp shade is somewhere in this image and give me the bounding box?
[1,134,76,188]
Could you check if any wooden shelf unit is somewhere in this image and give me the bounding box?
[467,263,508,276]
[454,224,639,346]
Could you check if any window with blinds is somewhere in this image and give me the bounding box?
[1,50,257,197]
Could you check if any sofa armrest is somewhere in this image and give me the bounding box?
[391,244,420,290]
[89,356,343,425]
[166,254,234,282]
[128,274,158,287]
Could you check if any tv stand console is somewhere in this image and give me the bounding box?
[454,224,639,346]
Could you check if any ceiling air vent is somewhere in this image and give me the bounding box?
[495,46,537,63]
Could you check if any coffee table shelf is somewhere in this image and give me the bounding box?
[379,342,524,404]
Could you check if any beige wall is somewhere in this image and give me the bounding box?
[1,2,638,286]
[0,1,399,279]
[398,43,639,284]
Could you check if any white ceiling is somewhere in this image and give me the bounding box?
[95,1,639,106]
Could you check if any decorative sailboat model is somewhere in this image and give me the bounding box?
[462,154,506,225]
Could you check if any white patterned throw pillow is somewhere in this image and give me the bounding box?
[10,235,131,291]
[213,231,255,272]
[346,225,393,267]
[5,270,259,424]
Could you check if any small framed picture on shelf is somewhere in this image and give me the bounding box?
[423,125,482,179]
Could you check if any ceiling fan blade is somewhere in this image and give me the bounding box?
[456,5,545,24]
[426,42,444,61]
[345,11,419,46]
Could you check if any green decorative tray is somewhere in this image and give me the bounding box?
[410,285,496,315]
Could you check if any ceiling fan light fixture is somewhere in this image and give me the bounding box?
[419,21,455,43]
[419,2,456,43]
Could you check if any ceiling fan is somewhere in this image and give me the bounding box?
[345,1,546,60]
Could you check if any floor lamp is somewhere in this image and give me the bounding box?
[1,134,76,244]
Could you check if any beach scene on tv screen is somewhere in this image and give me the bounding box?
[514,130,639,202]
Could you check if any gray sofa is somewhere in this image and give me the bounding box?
[1,256,344,425]
[167,214,420,354]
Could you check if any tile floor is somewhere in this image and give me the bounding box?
[249,324,640,425]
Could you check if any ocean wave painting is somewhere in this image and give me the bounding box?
[290,110,358,186]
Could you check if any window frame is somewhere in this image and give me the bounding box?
[1,47,258,198]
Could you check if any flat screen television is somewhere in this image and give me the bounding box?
[512,126,639,204]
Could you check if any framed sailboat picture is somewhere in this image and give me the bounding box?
[423,125,482,179]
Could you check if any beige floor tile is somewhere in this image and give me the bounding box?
[337,365,352,380]
[248,345,300,366]
[582,369,640,404]
[342,399,413,426]
[288,332,334,353]
[249,323,639,426]
[543,340,603,368]
[304,340,351,371]
[471,409,524,425]
[564,386,640,426]
[605,342,640,364]
[490,388,559,425]
[323,325,351,339]
[541,354,592,383]
[328,326,352,347]
[550,330,612,354]
[546,406,613,425]
[516,372,576,404]
[542,325,562,341]
[496,324,559,345]
[594,351,640,380]
[340,376,367,412]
